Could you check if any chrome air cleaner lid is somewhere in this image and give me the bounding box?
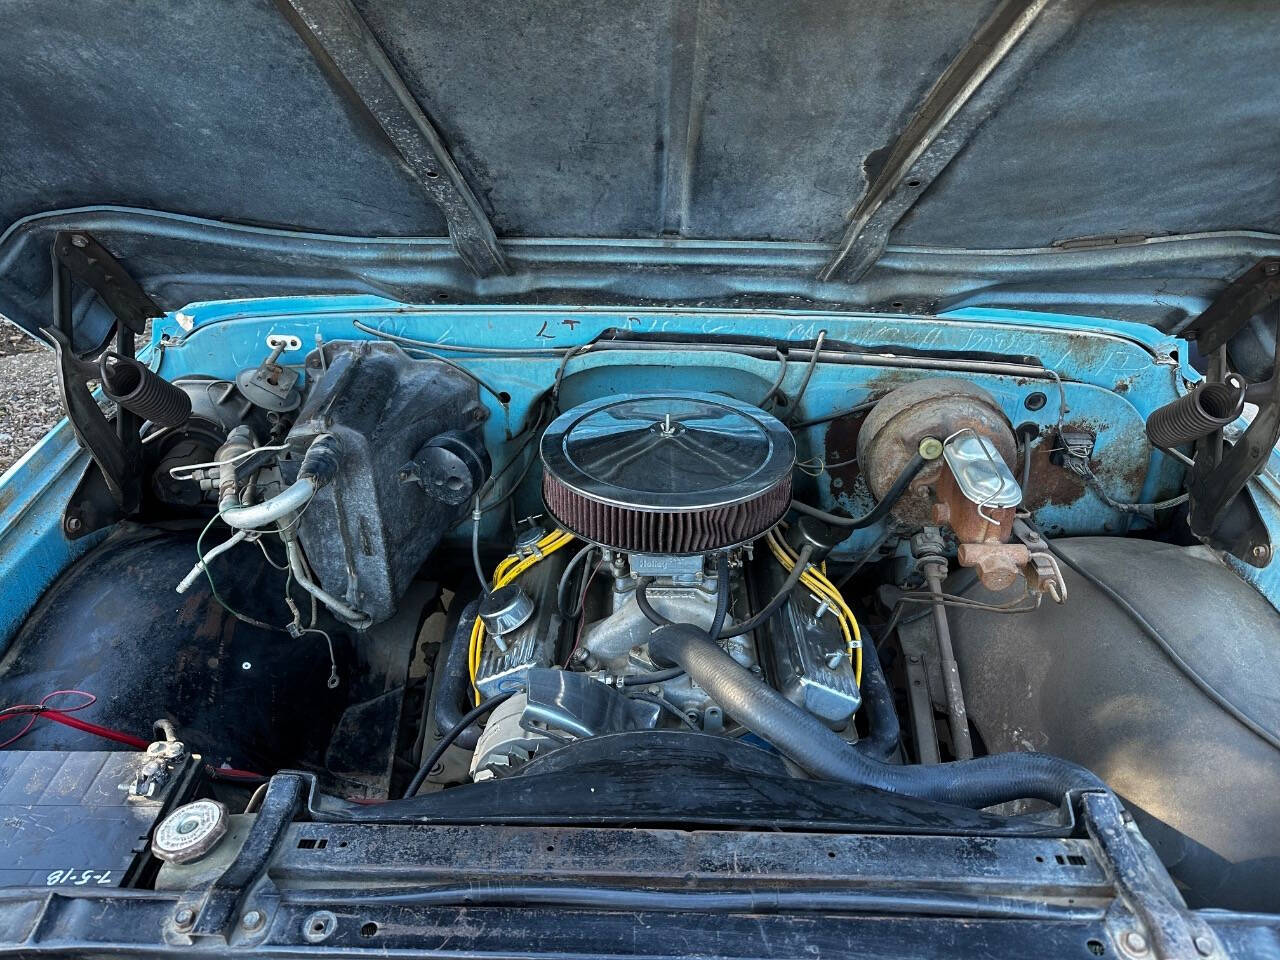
[540,392,795,554]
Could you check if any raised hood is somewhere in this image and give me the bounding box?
[3,0,1280,359]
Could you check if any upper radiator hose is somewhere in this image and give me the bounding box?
[647,624,1107,808]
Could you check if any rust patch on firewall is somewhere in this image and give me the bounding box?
[822,409,869,496]
[1023,421,1102,509]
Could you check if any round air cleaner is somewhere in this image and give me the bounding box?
[541,392,795,554]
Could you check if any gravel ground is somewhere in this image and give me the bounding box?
[0,321,62,475]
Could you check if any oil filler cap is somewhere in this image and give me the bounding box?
[152,799,229,864]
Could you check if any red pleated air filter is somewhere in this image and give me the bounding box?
[540,393,795,555]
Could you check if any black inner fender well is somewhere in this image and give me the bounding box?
[947,536,1280,912]
[0,525,348,773]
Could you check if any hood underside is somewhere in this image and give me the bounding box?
[2,0,1279,356]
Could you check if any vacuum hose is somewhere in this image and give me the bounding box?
[434,599,485,752]
[647,623,1106,808]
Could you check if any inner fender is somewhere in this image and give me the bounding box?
[947,536,1280,911]
[0,524,348,773]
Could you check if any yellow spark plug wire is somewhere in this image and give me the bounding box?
[764,529,863,687]
[468,530,576,703]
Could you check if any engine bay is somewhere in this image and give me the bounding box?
[2,303,1278,916]
[145,329,1087,794]
[7,0,1280,946]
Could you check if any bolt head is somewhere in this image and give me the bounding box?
[1253,544,1268,559]
[174,907,195,928]
[241,910,264,931]
[148,739,184,759]
[1122,931,1149,955]
[1194,935,1215,956]
[65,516,83,533]
[71,234,88,248]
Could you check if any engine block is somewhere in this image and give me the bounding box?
[473,543,859,733]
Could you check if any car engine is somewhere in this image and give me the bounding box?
[165,344,1070,791]
[465,392,860,779]
[435,374,1063,784]
[68,337,1071,795]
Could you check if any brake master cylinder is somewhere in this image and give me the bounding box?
[857,378,1028,591]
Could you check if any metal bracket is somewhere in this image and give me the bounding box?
[174,774,303,943]
[903,653,941,765]
[45,232,164,532]
[1012,517,1067,603]
[1180,258,1280,356]
[1084,792,1225,960]
[52,232,158,347]
[818,0,1092,283]
[274,0,508,277]
[265,334,302,352]
[46,327,136,519]
[1180,260,1280,565]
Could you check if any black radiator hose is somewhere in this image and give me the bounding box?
[433,599,485,751]
[647,624,1106,808]
[853,637,899,762]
